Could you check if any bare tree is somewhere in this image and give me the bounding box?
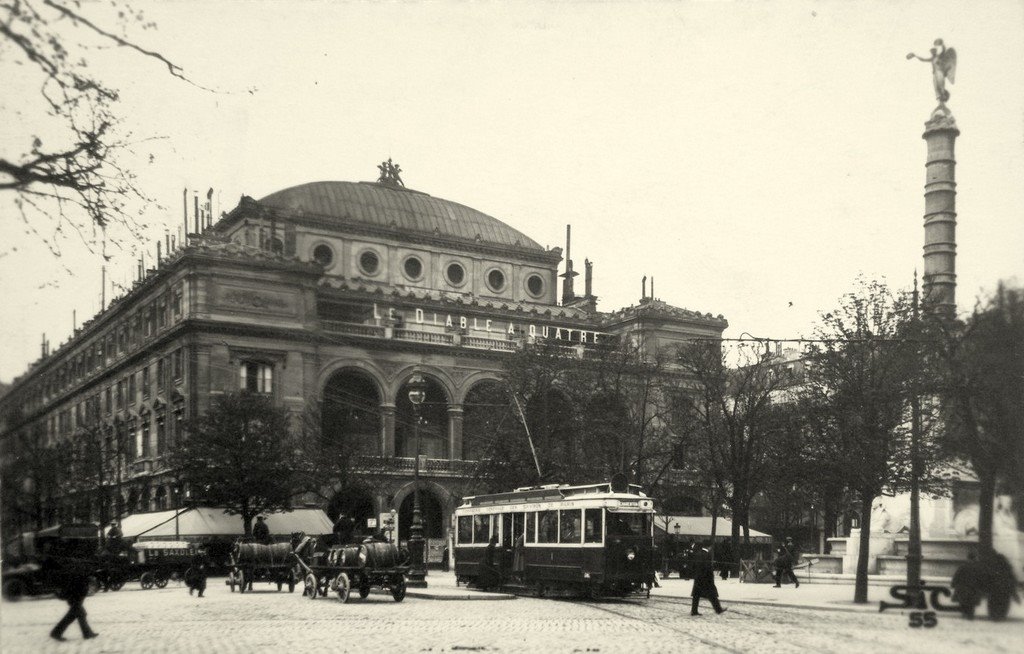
[1,0,205,257]
[801,279,918,604]
[0,420,67,535]
[675,340,787,556]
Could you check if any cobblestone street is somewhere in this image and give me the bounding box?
[2,575,1022,654]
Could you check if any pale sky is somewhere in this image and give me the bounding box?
[2,0,1022,384]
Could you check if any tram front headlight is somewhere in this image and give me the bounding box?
[626,548,636,561]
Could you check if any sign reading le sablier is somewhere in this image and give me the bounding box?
[372,303,606,344]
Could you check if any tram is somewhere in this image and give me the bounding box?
[453,480,656,598]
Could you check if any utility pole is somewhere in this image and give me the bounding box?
[907,273,924,604]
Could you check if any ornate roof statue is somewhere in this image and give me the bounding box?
[907,38,957,108]
[377,158,405,187]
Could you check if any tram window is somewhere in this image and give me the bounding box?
[458,516,472,544]
[584,508,603,543]
[526,512,536,544]
[606,511,652,537]
[502,513,514,548]
[538,511,558,543]
[473,515,491,543]
[559,510,581,544]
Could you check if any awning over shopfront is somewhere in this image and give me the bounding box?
[119,507,333,541]
[655,515,773,544]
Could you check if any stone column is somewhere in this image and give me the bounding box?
[447,406,464,461]
[922,111,960,318]
[380,403,396,457]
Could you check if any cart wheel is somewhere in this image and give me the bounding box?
[140,572,155,590]
[155,574,169,589]
[359,582,371,599]
[335,572,351,603]
[110,577,125,592]
[304,573,319,599]
[391,577,406,602]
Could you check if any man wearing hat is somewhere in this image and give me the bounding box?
[252,516,272,544]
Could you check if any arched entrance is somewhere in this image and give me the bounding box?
[462,380,511,462]
[327,486,376,540]
[398,488,444,542]
[396,375,449,459]
[322,368,382,456]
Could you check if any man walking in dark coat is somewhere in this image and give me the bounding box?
[49,560,99,641]
[690,541,725,615]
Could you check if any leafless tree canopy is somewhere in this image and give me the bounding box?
[0,0,199,259]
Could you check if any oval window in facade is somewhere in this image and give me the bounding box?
[313,244,334,267]
[526,274,545,298]
[359,250,380,276]
[486,269,506,292]
[446,262,466,286]
[403,256,423,280]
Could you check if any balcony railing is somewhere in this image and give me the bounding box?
[354,455,479,476]
[321,321,386,338]
[322,320,518,354]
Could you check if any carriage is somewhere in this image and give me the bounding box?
[453,480,657,598]
[292,537,409,603]
[99,540,198,591]
[226,540,300,593]
[1,524,103,600]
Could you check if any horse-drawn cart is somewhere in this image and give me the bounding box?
[226,540,299,593]
[293,539,409,603]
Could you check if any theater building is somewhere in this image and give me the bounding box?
[0,166,727,559]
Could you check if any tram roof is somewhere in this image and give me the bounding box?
[459,482,648,508]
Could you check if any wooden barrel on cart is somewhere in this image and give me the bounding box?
[361,542,400,569]
[234,542,294,566]
[327,546,364,567]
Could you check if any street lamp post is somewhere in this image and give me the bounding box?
[406,374,428,588]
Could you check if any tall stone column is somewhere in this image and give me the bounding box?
[380,403,396,457]
[447,406,463,461]
[922,111,959,318]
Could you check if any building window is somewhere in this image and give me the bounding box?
[142,366,150,399]
[104,387,112,415]
[526,274,545,298]
[127,374,136,405]
[157,358,165,393]
[239,361,273,394]
[116,380,125,410]
[445,262,466,287]
[156,415,165,455]
[172,349,183,381]
[313,244,334,267]
[358,250,380,276]
[157,297,167,329]
[140,421,151,458]
[171,287,183,318]
[486,269,506,293]
[402,256,423,281]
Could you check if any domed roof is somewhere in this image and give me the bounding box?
[257,181,543,251]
